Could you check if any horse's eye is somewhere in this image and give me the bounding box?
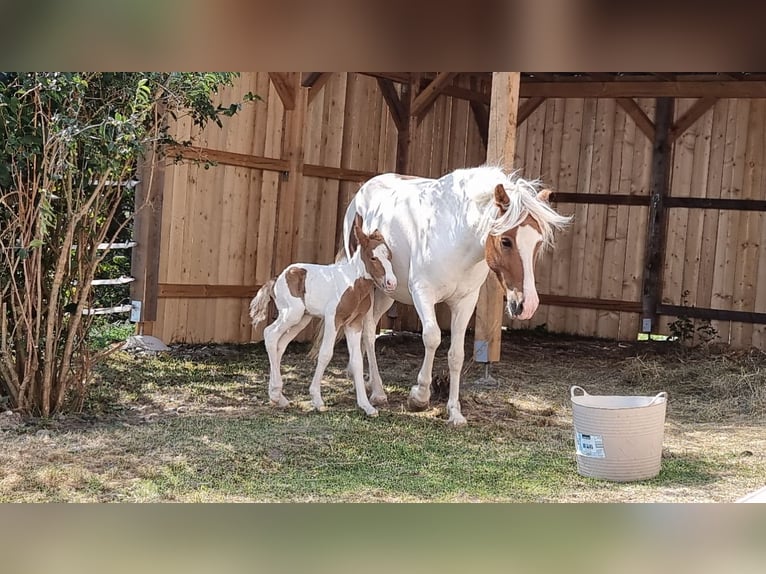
[500,237,513,249]
[371,256,378,261]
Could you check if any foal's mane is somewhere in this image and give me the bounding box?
[463,166,571,249]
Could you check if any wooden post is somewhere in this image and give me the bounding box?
[474,72,520,364]
[641,97,675,333]
[130,149,165,336]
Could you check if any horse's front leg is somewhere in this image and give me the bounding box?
[309,318,338,412]
[408,289,440,411]
[346,326,378,417]
[363,290,394,406]
[445,291,482,426]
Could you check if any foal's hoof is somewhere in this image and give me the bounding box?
[363,406,379,417]
[370,392,388,407]
[407,397,430,412]
[269,396,290,408]
[447,414,468,427]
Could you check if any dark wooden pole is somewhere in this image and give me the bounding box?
[641,97,675,333]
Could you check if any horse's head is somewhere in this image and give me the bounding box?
[484,184,554,321]
[353,213,397,293]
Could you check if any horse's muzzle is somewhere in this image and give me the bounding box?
[508,300,523,317]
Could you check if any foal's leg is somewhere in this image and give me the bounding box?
[362,290,394,406]
[408,289,440,411]
[444,291,482,426]
[264,308,304,407]
[308,318,338,412]
[346,325,378,417]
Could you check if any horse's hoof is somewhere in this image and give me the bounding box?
[370,392,388,406]
[269,397,290,408]
[407,397,429,412]
[314,404,328,413]
[364,407,379,417]
[447,413,467,427]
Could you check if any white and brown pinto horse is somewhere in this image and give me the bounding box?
[342,166,571,426]
[250,214,397,416]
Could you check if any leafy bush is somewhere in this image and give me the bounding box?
[0,72,251,415]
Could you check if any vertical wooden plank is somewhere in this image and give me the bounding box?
[255,82,285,285]
[678,103,715,343]
[730,99,763,347]
[597,101,629,339]
[317,73,347,264]
[578,98,615,336]
[547,98,584,333]
[659,99,696,336]
[474,72,520,364]
[711,99,750,344]
[273,75,307,276]
[243,73,271,341]
[532,99,566,332]
[693,99,729,344]
[752,209,766,349]
[565,97,597,334]
[640,97,674,335]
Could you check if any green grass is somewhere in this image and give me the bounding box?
[1,334,764,502]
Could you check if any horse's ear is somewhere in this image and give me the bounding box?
[494,184,510,211]
[369,229,385,242]
[537,188,553,204]
[352,213,367,245]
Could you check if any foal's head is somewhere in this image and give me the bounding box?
[485,184,554,321]
[353,214,397,293]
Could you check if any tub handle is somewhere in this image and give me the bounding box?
[570,385,588,399]
[648,391,668,405]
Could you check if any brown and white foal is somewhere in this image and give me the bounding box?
[250,215,397,416]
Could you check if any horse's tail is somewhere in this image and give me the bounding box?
[342,194,360,260]
[249,278,276,327]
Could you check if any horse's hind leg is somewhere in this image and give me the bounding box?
[346,325,378,417]
[363,290,394,406]
[264,308,305,407]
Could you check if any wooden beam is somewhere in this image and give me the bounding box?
[665,196,766,211]
[411,72,457,119]
[656,304,766,325]
[474,72,520,364]
[640,97,675,333]
[669,97,717,142]
[376,77,406,131]
[307,73,332,104]
[158,284,259,298]
[301,72,323,87]
[552,192,650,207]
[520,81,766,99]
[167,145,289,172]
[540,294,643,314]
[517,96,546,126]
[303,164,377,182]
[361,72,491,105]
[166,144,377,182]
[268,72,297,110]
[616,98,656,142]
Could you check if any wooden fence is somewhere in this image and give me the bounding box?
[133,73,766,349]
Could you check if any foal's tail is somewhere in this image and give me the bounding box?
[249,278,276,327]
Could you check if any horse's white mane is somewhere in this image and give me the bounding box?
[460,165,572,249]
